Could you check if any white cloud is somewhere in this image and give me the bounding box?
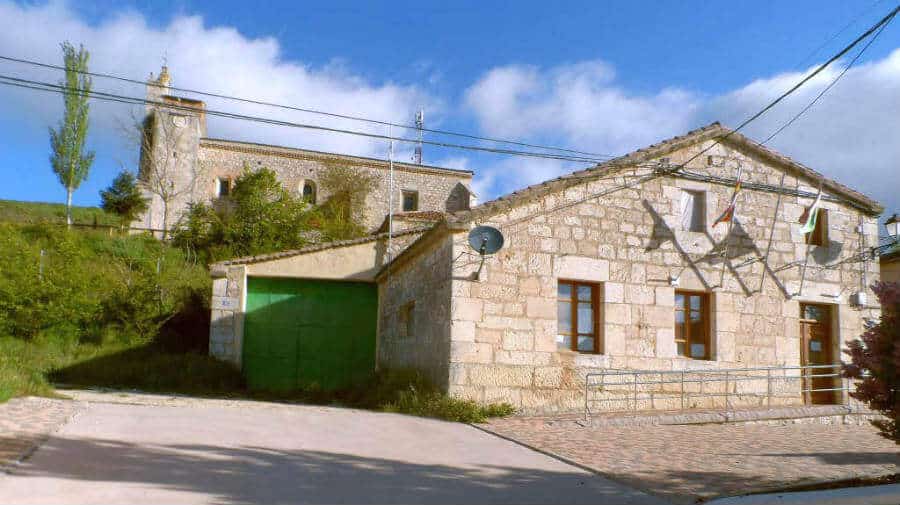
[0,1,432,163]
[465,61,699,156]
[463,60,700,198]
[463,54,900,217]
[1,1,897,219]
[699,50,900,217]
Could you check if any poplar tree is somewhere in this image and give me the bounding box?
[49,41,94,227]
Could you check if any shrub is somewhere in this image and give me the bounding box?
[316,163,378,241]
[356,369,515,423]
[172,167,311,263]
[100,170,149,227]
[844,281,900,442]
[172,164,379,263]
[0,223,208,345]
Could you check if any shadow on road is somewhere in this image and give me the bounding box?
[5,434,659,505]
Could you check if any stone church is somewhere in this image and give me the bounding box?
[134,66,475,233]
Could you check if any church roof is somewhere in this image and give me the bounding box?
[199,138,473,178]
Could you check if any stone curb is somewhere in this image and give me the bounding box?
[705,483,900,505]
[585,405,869,427]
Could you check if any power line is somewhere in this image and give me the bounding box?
[0,73,616,165]
[759,14,893,145]
[493,5,899,228]
[793,0,888,71]
[661,3,900,177]
[0,54,618,160]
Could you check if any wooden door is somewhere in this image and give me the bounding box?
[799,303,837,404]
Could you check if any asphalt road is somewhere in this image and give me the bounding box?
[0,396,667,504]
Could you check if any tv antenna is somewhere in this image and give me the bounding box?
[413,108,424,164]
[467,225,504,280]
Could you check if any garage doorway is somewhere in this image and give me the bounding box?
[799,303,838,405]
[242,277,377,391]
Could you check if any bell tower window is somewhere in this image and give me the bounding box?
[402,190,419,212]
[216,178,232,197]
[301,180,317,204]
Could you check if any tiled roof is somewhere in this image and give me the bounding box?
[375,211,446,233]
[210,226,431,268]
[448,122,883,225]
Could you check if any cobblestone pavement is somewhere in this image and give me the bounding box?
[483,416,899,504]
[0,397,80,470]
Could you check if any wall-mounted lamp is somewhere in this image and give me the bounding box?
[886,213,899,242]
[668,275,680,287]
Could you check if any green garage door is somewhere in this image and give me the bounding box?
[243,277,377,391]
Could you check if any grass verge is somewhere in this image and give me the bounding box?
[6,338,514,423]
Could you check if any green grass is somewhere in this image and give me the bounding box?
[16,342,515,423]
[0,337,244,403]
[50,357,514,423]
[0,199,119,226]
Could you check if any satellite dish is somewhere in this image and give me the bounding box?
[468,226,504,255]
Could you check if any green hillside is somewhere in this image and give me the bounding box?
[0,199,120,226]
[0,221,241,401]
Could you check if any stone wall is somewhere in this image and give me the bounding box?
[377,233,454,389]
[197,141,473,231]
[444,138,881,414]
[135,103,208,233]
[209,265,246,367]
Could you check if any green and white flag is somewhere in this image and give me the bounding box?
[798,189,822,234]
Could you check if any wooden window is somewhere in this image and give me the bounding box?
[681,190,706,231]
[674,291,710,360]
[805,208,829,246]
[399,302,415,339]
[402,190,419,212]
[301,180,317,204]
[217,178,231,197]
[556,281,601,353]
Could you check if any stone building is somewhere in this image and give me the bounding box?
[209,122,884,414]
[134,67,474,233]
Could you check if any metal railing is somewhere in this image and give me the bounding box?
[584,363,861,421]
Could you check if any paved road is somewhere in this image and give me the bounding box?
[0,393,666,504]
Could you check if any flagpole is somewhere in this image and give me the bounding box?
[717,164,743,289]
[758,171,787,295]
[796,179,824,298]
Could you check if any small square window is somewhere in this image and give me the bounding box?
[217,178,231,197]
[402,190,419,212]
[805,209,828,246]
[557,280,601,354]
[681,190,706,231]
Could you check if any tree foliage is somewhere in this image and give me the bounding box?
[49,41,94,227]
[844,281,900,442]
[315,163,378,240]
[172,164,376,263]
[100,170,149,227]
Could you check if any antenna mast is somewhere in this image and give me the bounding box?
[413,108,424,164]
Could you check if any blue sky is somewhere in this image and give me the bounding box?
[0,0,898,222]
